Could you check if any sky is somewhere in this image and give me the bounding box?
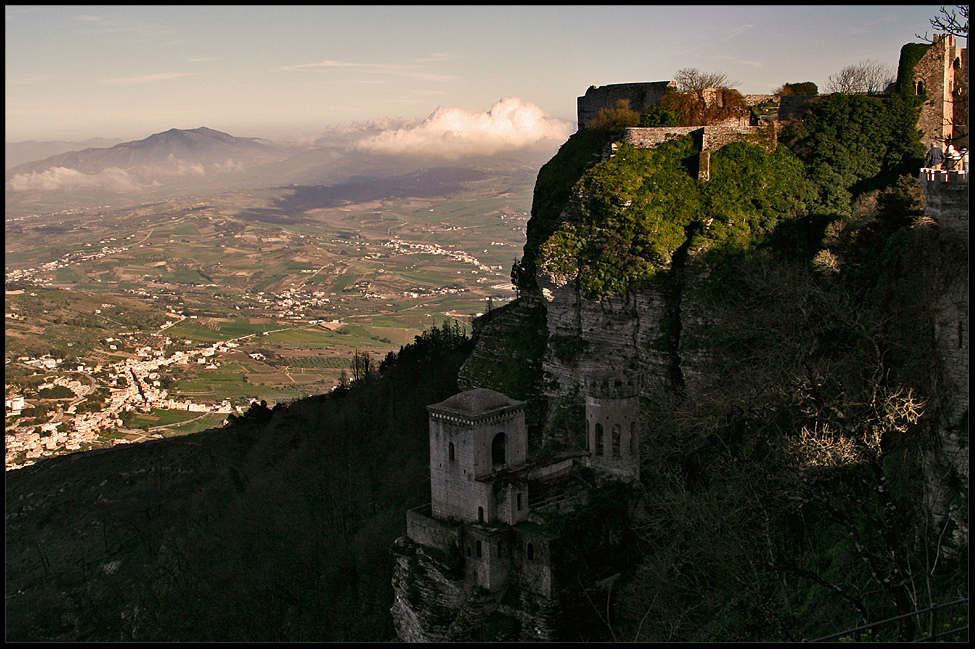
[4,5,959,145]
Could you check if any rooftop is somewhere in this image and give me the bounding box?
[427,388,524,417]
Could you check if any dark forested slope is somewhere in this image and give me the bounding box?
[5,323,473,642]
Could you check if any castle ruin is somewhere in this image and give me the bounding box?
[912,34,968,149]
[391,375,640,641]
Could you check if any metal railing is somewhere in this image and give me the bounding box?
[804,598,969,643]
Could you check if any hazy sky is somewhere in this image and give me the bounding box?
[5,5,956,143]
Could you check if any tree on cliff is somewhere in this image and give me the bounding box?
[661,69,748,126]
[824,60,896,95]
[621,189,964,640]
[672,68,740,93]
[589,99,641,134]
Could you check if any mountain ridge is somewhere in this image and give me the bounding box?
[5,127,291,179]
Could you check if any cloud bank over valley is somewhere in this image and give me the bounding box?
[6,98,574,193]
[354,97,575,159]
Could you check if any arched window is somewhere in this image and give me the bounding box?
[478,506,484,523]
[612,424,621,458]
[916,80,925,95]
[491,432,507,467]
[448,442,455,462]
[526,542,535,560]
[595,423,604,457]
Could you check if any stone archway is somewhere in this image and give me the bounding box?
[492,432,507,467]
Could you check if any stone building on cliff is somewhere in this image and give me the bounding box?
[391,376,640,641]
[912,34,968,149]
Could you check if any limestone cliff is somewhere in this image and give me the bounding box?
[412,90,968,640]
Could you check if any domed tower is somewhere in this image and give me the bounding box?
[426,388,529,525]
[585,372,641,481]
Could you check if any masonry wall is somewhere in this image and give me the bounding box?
[622,125,774,152]
[914,35,969,148]
[429,408,527,523]
[921,173,969,430]
[406,504,461,554]
[577,81,673,129]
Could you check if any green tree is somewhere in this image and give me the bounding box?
[781,92,924,217]
[777,81,818,96]
[589,99,641,134]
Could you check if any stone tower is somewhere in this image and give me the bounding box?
[913,34,969,148]
[427,388,529,525]
[585,372,641,481]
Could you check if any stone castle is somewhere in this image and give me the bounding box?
[391,374,640,641]
[392,44,969,639]
[578,33,969,161]
[912,34,968,149]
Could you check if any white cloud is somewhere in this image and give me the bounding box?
[355,97,574,159]
[6,158,245,192]
[7,166,141,192]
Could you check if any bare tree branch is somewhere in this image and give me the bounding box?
[824,60,896,94]
[672,68,740,92]
[915,5,969,42]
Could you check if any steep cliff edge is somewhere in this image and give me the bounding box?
[453,91,967,640]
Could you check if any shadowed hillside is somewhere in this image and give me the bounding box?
[5,323,473,642]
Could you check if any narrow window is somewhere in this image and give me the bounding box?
[476,540,482,558]
[526,542,534,560]
[478,506,484,523]
[595,424,604,457]
[466,546,472,557]
[448,442,455,462]
[516,492,522,511]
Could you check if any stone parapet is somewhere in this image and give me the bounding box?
[920,172,969,238]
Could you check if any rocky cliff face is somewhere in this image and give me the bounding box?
[390,537,558,642]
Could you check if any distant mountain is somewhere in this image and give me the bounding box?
[5,127,296,179]
[5,137,126,170]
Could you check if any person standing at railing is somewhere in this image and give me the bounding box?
[962,148,969,173]
[944,143,959,170]
[924,141,945,169]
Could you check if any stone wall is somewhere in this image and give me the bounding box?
[920,173,969,429]
[622,124,775,154]
[921,171,969,238]
[577,81,674,129]
[920,170,969,552]
[392,525,562,640]
[406,504,460,554]
[427,394,528,524]
[913,34,969,148]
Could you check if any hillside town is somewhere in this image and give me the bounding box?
[4,317,240,470]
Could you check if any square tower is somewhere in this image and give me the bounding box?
[427,388,529,524]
